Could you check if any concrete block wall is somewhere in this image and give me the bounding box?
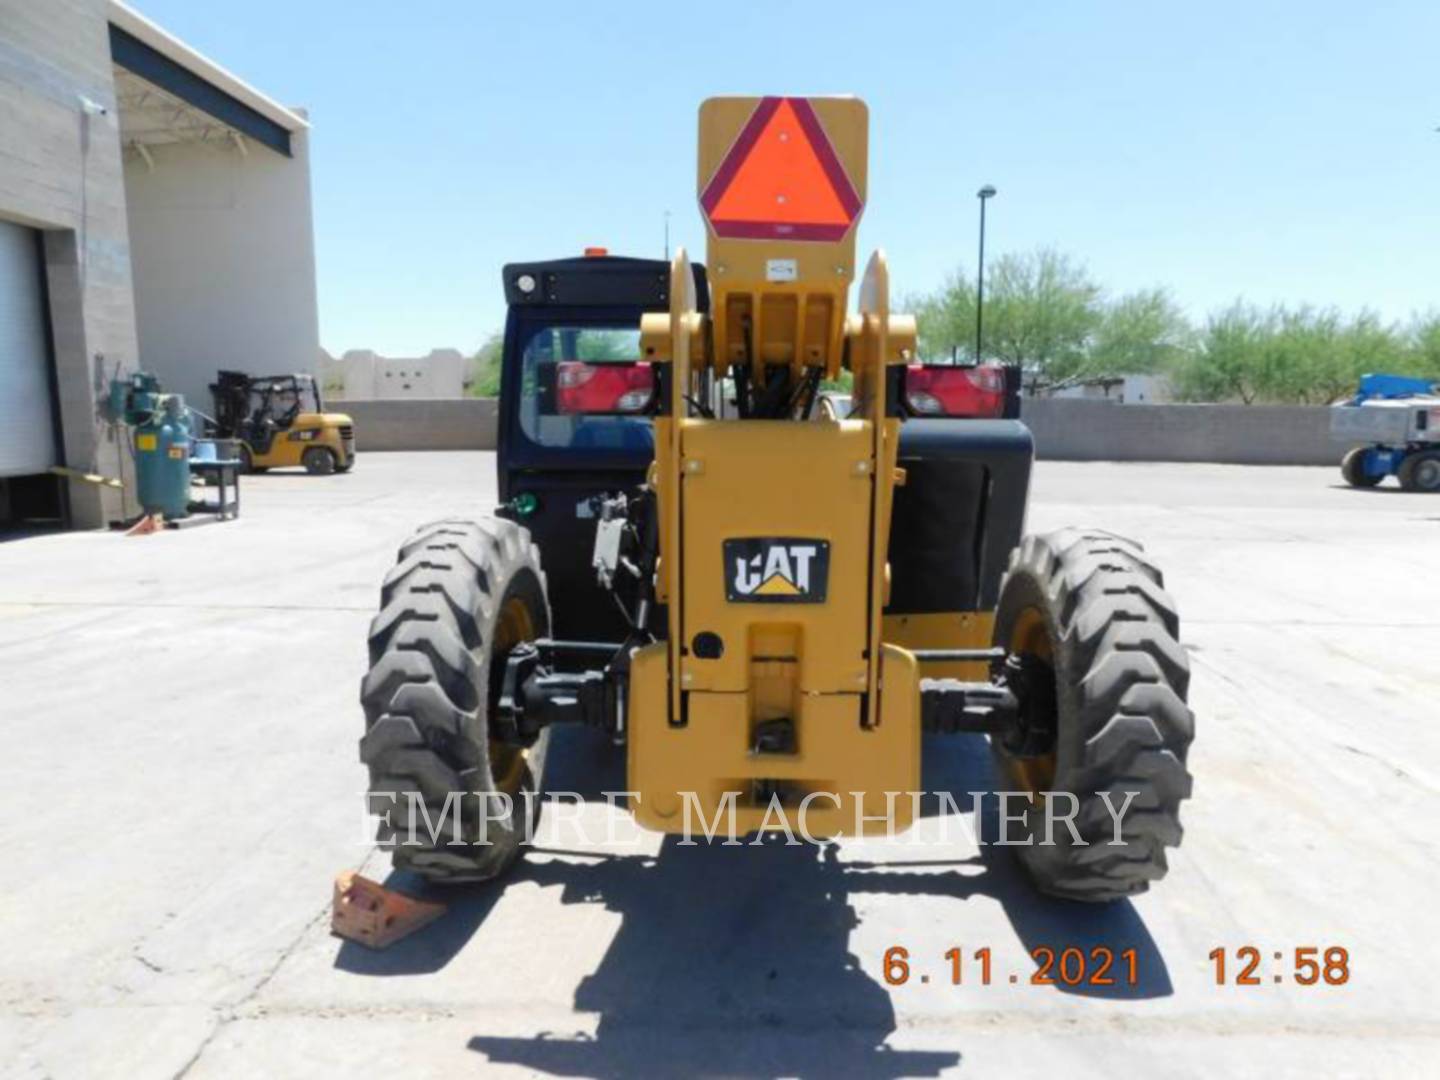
[333,397,1344,467]
[1020,399,1337,466]
[340,398,498,451]
[0,0,137,526]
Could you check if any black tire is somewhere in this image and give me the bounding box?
[238,446,267,475]
[991,528,1194,902]
[303,446,336,475]
[1398,451,1440,492]
[360,518,551,882]
[1341,447,1382,488]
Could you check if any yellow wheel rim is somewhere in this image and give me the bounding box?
[1004,606,1057,796]
[489,594,535,795]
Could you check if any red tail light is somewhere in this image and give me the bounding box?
[557,361,655,415]
[904,363,1006,418]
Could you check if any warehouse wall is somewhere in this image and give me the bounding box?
[0,0,137,527]
[336,397,1344,465]
[123,124,320,410]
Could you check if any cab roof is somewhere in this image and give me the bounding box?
[502,255,709,312]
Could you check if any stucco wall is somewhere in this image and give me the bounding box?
[333,348,467,400]
[123,124,320,412]
[0,0,138,526]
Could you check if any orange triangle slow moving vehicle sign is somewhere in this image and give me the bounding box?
[700,97,863,242]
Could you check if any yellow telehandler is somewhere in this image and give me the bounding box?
[359,96,1193,901]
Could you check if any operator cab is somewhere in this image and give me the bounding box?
[497,254,709,640]
[495,252,1034,644]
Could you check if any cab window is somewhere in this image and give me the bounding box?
[517,324,654,452]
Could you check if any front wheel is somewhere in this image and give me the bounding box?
[360,519,550,882]
[303,446,336,475]
[1340,447,1382,488]
[991,529,1194,902]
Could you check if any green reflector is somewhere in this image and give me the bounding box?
[514,492,539,517]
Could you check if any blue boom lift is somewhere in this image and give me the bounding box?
[1330,373,1440,491]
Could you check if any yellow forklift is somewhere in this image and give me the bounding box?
[210,371,355,474]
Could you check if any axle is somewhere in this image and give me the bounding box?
[496,638,1057,751]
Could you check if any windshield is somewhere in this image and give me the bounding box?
[517,324,655,452]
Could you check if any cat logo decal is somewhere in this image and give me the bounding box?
[724,538,830,603]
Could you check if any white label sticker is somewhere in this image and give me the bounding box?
[765,258,798,283]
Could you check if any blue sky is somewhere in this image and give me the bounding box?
[136,0,1440,356]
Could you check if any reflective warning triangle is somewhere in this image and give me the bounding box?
[701,97,863,242]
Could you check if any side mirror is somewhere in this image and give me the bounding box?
[557,361,656,416]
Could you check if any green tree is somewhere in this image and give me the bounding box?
[915,247,1429,404]
[1330,310,1405,402]
[1089,288,1193,381]
[983,249,1102,390]
[1262,306,1339,404]
[913,249,1189,392]
[912,270,978,362]
[1172,301,1270,404]
[1171,303,1411,404]
[1405,312,1440,377]
[467,332,503,398]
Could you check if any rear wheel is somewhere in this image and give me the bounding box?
[991,529,1194,902]
[360,518,550,882]
[1398,451,1440,492]
[303,446,336,475]
[1341,447,1382,488]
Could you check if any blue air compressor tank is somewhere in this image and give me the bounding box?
[134,396,192,519]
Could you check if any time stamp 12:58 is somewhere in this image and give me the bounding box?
[881,945,1351,988]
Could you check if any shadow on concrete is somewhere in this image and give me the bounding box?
[0,526,64,543]
[1325,483,1411,495]
[331,726,632,979]
[917,733,1172,1004]
[235,472,356,482]
[338,727,1172,1078]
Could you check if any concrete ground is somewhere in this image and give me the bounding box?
[1,452,1436,1078]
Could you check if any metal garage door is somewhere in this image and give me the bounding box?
[0,220,58,478]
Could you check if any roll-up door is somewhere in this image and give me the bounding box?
[0,220,58,478]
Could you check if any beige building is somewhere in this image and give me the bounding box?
[0,0,318,529]
[330,348,468,400]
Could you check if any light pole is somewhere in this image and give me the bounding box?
[664,210,671,260]
[975,184,996,363]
